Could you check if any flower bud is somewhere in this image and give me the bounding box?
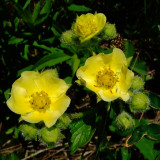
[103,23,117,39]
[39,127,60,144]
[21,124,38,140]
[61,30,77,45]
[131,76,145,90]
[130,92,150,112]
[56,114,71,129]
[116,111,135,129]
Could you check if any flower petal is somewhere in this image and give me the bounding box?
[21,94,70,128]
[7,85,33,114]
[109,48,127,71]
[50,94,71,113]
[33,72,69,98]
[15,71,40,95]
[21,111,42,123]
[21,110,60,128]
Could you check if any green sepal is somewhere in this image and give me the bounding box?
[39,126,60,144]
[20,123,38,140]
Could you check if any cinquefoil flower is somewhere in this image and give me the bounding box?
[7,70,71,128]
[73,13,106,43]
[76,48,134,102]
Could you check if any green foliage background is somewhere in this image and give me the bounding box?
[0,0,160,159]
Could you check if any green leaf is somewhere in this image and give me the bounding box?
[68,4,91,12]
[127,125,147,145]
[23,0,31,10]
[4,88,10,100]
[70,119,96,153]
[32,1,40,22]
[135,137,159,160]
[34,1,52,27]
[72,54,80,76]
[131,59,147,75]
[5,127,15,135]
[121,148,131,160]
[0,154,5,160]
[158,25,160,31]
[33,41,63,53]
[147,92,160,110]
[14,17,19,32]
[7,153,20,160]
[51,27,60,37]
[23,44,29,60]
[40,0,52,15]
[8,36,23,45]
[14,4,33,27]
[96,48,113,55]
[124,40,135,58]
[32,53,71,70]
[147,124,160,139]
[64,76,72,84]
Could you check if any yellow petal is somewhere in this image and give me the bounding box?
[77,53,105,83]
[109,48,127,71]
[95,13,107,31]
[50,94,71,113]
[34,73,69,98]
[21,111,42,123]
[7,85,33,114]
[21,94,70,128]
[40,69,58,78]
[74,13,106,43]
[116,67,134,101]
[98,88,119,102]
[15,71,40,95]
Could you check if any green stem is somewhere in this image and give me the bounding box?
[95,102,111,159]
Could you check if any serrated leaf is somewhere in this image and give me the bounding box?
[147,92,160,110]
[70,119,96,153]
[32,53,71,70]
[135,137,159,160]
[124,40,135,58]
[68,4,91,12]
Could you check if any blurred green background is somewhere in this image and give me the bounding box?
[0,0,160,159]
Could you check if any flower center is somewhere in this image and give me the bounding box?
[29,91,51,112]
[96,68,119,89]
[77,19,97,37]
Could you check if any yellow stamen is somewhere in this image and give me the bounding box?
[29,91,51,112]
[77,19,98,37]
[96,68,119,89]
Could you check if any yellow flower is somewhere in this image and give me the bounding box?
[6,70,71,128]
[76,48,134,102]
[73,13,106,43]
